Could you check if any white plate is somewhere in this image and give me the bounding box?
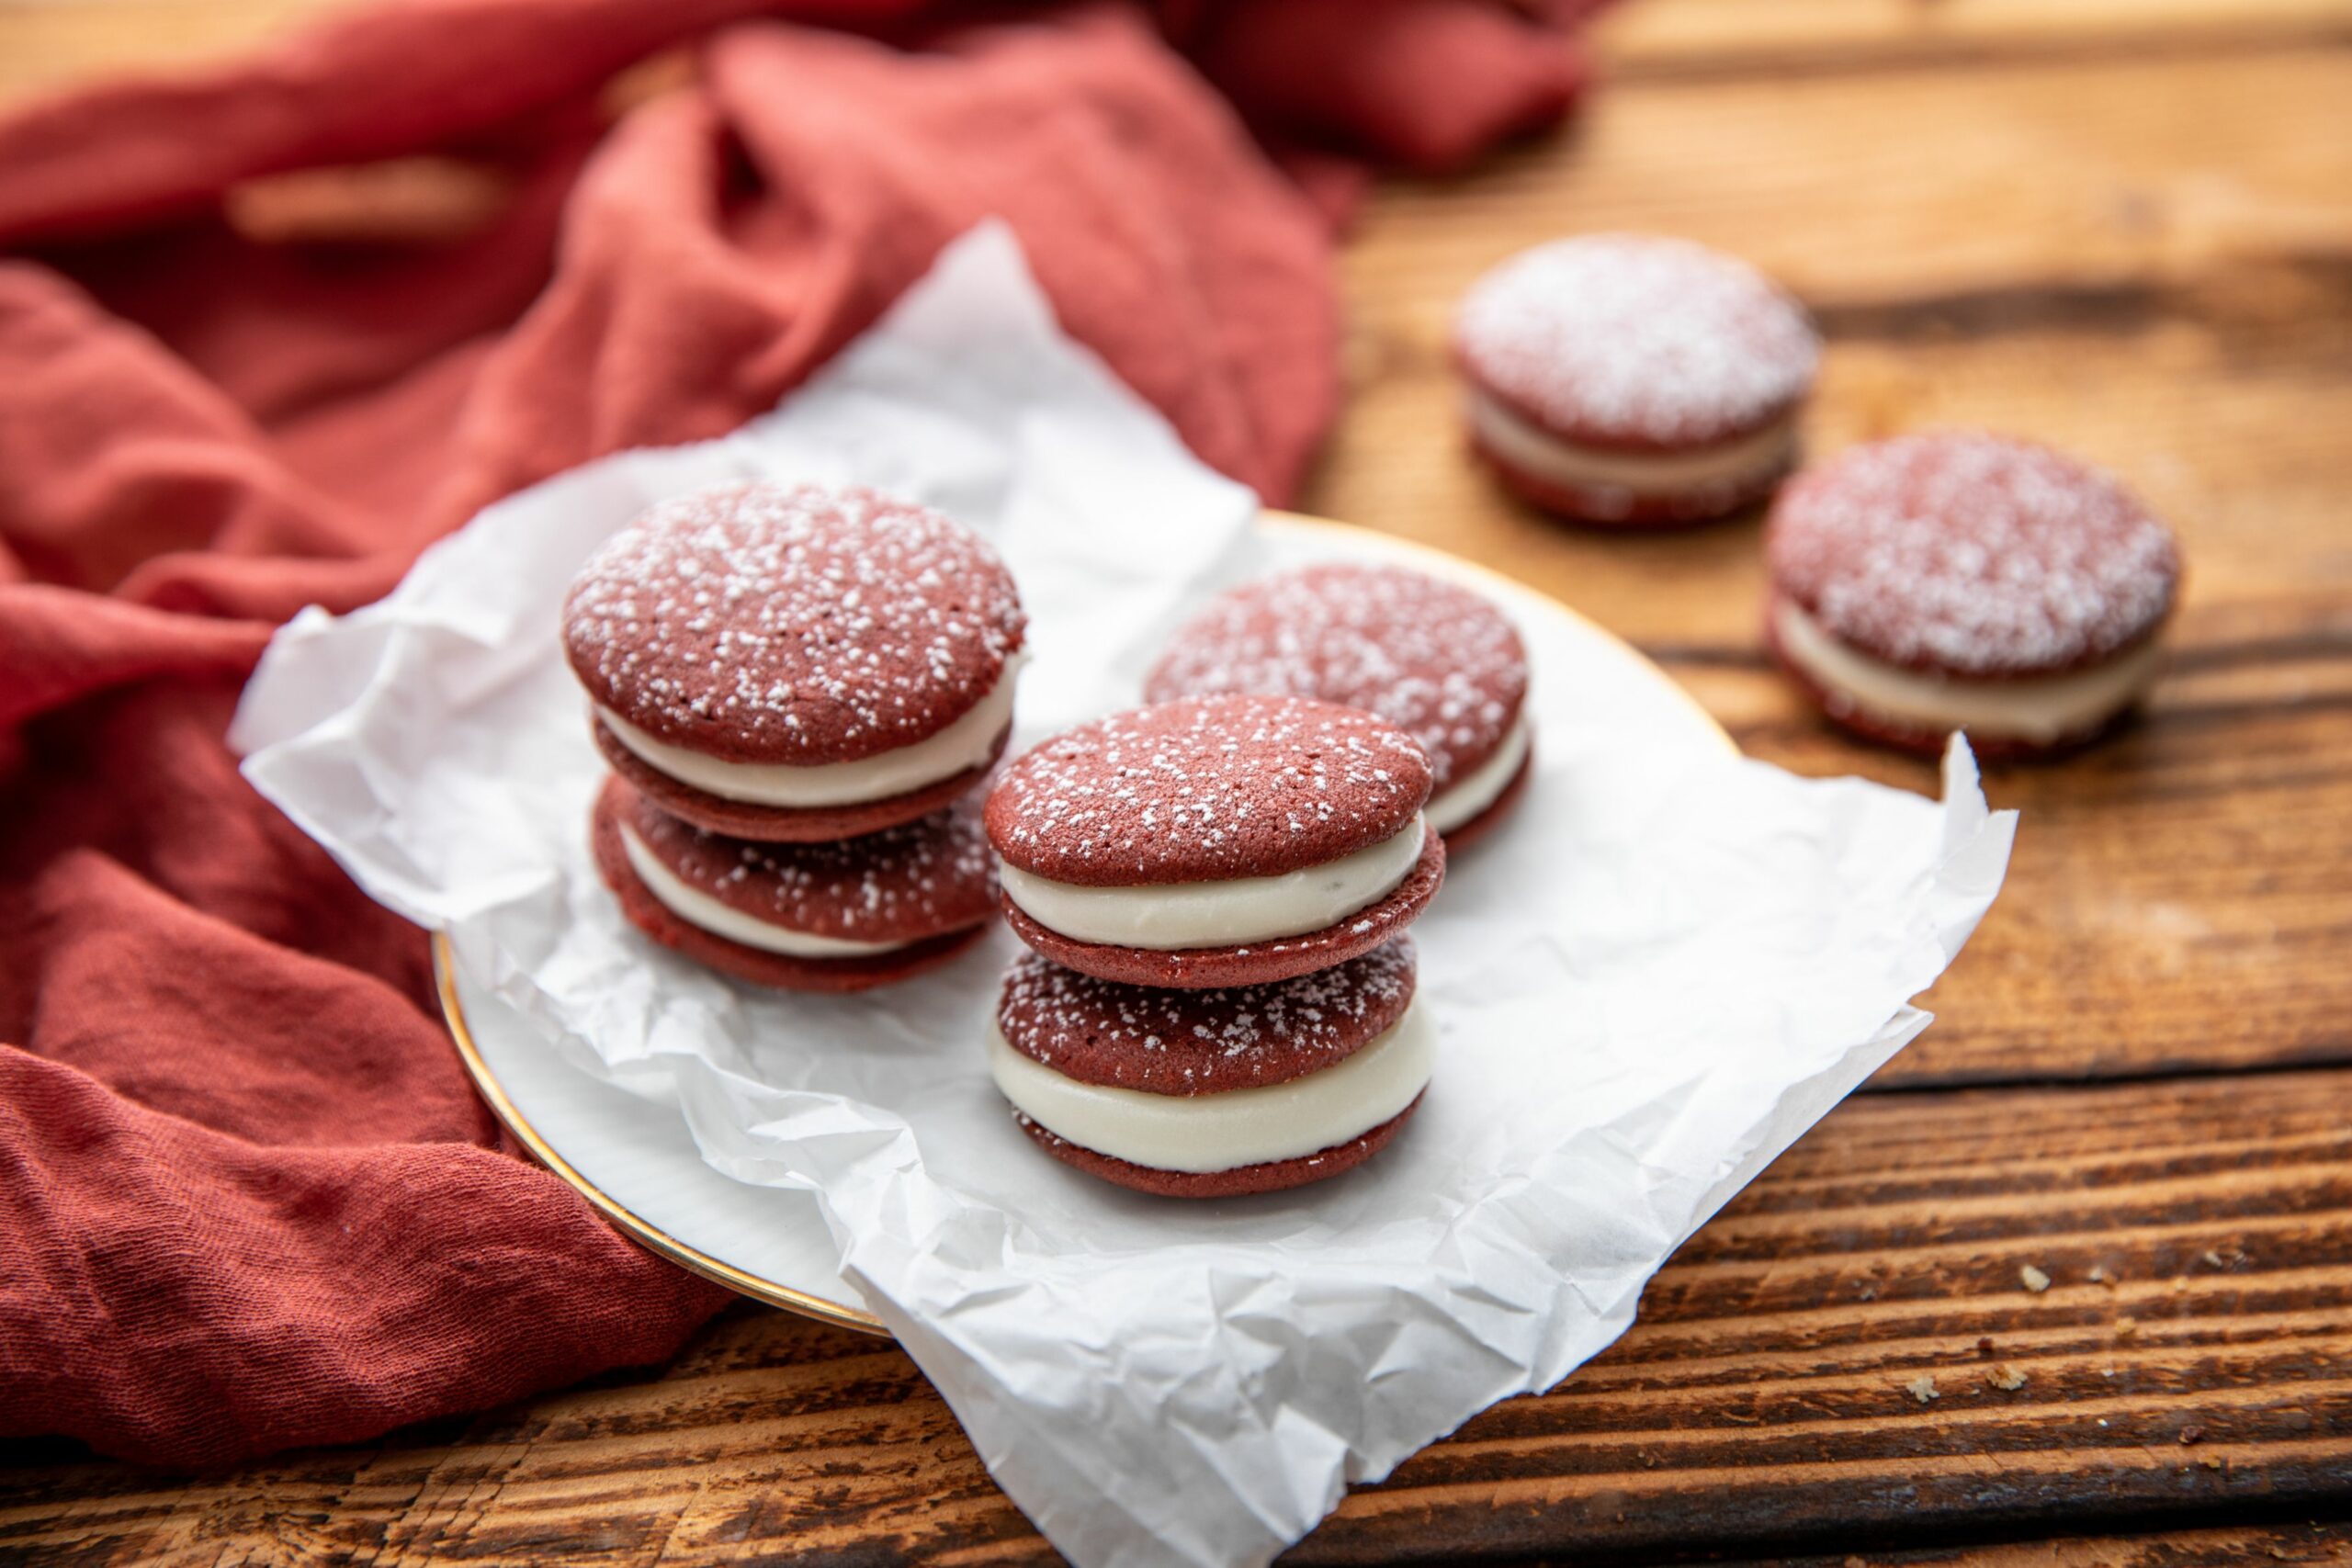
[435,513,1733,1337]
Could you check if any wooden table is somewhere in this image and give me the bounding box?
[5,2,2349,1562]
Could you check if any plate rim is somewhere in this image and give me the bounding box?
[434,935,896,1334]
[434,509,1736,1338]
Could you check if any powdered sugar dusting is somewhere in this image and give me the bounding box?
[1454,233,1819,446]
[1767,433,2180,675]
[1145,564,1528,791]
[628,788,995,942]
[985,695,1433,887]
[564,482,1023,764]
[998,939,1416,1095]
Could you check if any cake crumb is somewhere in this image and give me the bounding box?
[1904,1374,1939,1404]
[2020,1264,2052,1292]
[1986,1365,2028,1393]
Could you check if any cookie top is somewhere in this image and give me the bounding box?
[985,694,1432,888]
[1453,233,1819,450]
[606,775,995,942]
[1143,564,1529,793]
[997,938,1417,1096]
[563,482,1024,765]
[1765,432,2181,677]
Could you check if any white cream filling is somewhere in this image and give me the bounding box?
[598,654,1023,807]
[619,824,910,957]
[1425,718,1532,835]
[1469,390,1796,498]
[1774,599,2165,745]
[990,998,1434,1174]
[997,817,1427,951]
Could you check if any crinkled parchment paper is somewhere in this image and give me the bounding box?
[234,224,2016,1568]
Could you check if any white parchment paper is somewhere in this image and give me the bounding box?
[232,224,2017,1568]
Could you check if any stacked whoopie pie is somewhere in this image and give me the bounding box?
[981,692,1450,1198]
[565,481,1026,991]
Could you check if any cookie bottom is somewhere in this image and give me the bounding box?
[1001,831,1446,988]
[1763,613,2141,763]
[1014,1092,1424,1198]
[593,795,989,990]
[1470,430,1790,528]
[595,718,1008,843]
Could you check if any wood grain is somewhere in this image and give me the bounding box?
[8,0,2352,106]
[1600,2,2352,82]
[1301,1069,2352,1563]
[1313,52,2352,648]
[1306,41,2352,1089]
[4,1068,2346,1565]
[1681,605,2352,1089]
[0,0,338,104]
[3,0,2350,1563]
[1747,1522,2352,1567]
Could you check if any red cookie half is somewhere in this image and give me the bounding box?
[1764,433,2179,679]
[591,776,994,992]
[565,481,1024,765]
[997,939,1418,1094]
[1143,563,1530,841]
[1000,829,1445,988]
[1761,601,2139,764]
[987,694,1432,888]
[594,718,1008,842]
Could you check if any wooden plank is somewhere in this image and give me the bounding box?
[5,1068,2346,1565]
[1315,52,2352,649]
[1343,54,2352,305]
[0,0,339,105]
[1306,47,2352,1085]
[1317,313,2352,651]
[1599,0,2352,80]
[1684,613,2352,1089]
[1740,1520,2352,1567]
[6,0,2352,109]
[1299,1068,2352,1562]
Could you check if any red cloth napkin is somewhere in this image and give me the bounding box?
[0,0,1585,1467]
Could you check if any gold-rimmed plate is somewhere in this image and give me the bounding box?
[435,513,1735,1337]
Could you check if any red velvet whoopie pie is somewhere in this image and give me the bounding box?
[1763,432,2181,761]
[565,481,1024,841]
[984,694,1444,989]
[1454,233,1819,526]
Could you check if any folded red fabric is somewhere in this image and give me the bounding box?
[0,0,1584,1466]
